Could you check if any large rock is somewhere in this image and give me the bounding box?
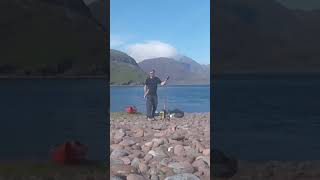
[120,157,131,165]
[192,140,205,153]
[111,176,125,180]
[173,145,185,156]
[195,156,210,166]
[111,158,125,165]
[139,162,149,173]
[202,149,210,156]
[111,165,138,176]
[171,134,185,141]
[111,149,129,159]
[134,128,144,137]
[119,139,136,146]
[111,144,124,151]
[168,161,195,174]
[114,129,126,140]
[152,138,165,148]
[144,141,153,148]
[131,158,140,168]
[164,173,200,180]
[148,149,168,159]
[127,174,146,180]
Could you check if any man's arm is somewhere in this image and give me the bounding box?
[160,76,169,86]
[144,85,149,98]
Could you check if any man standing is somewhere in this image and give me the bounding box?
[144,69,169,121]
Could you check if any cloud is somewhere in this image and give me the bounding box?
[110,35,125,48]
[126,41,177,62]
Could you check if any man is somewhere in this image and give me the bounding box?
[144,69,169,121]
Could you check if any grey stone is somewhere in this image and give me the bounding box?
[164,173,200,180]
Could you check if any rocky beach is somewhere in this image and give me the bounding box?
[110,112,210,180]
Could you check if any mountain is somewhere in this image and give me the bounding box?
[110,49,147,85]
[0,0,106,77]
[176,55,205,73]
[176,56,210,81]
[214,0,320,74]
[138,57,209,85]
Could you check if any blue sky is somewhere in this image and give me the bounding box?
[110,0,210,65]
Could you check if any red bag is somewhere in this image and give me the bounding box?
[126,106,137,114]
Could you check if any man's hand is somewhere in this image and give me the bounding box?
[161,76,170,86]
[144,89,149,99]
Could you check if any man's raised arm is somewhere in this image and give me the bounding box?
[160,76,170,86]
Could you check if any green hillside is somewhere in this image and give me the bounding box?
[110,61,147,85]
[110,49,147,85]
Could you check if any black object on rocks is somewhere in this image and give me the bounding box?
[170,109,184,118]
[213,148,238,178]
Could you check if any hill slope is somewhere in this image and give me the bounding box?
[214,0,320,74]
[139,57,209,85]
[0,0,106,77]
[110,49,147,85]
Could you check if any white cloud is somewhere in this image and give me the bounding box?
[110,35,125,48]
[126,41,177,62]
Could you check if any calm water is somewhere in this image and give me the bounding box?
[213,77,320,161]
[0,80,107,161]
[110,85,210,113]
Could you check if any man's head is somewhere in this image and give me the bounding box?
[149,69,155,78]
